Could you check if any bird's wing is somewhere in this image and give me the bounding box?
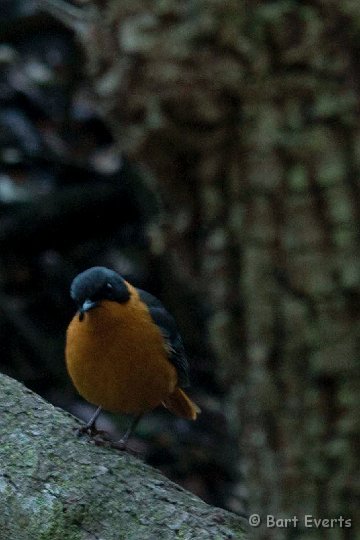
[137,289,190,388]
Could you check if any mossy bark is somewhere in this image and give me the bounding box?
[0,373,246,540]
[41,1,360,537]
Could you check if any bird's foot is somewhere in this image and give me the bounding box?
[108,438,140,457]
[75,428,140,455]
[74,424,110,440]
[109,438,127,451]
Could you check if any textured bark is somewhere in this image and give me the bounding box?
[0,373,246,540]
[41,1,360,537]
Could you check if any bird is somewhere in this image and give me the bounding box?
[65,266,199,448]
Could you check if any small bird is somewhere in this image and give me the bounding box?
[66,266,199,447]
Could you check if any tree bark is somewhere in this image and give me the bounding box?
[40,1,360,537]
[0,373,246,540]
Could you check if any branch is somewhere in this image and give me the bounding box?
[0,373,247,539]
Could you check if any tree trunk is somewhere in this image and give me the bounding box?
[41,1,360,537]
[0,373,246,540]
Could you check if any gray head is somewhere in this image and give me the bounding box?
[70,266,130,320]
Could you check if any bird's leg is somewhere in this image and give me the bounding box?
[111,413,143,450]
[85,405,102,431]
[76,406,106,437]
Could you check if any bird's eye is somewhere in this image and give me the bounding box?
[106,283,113,290]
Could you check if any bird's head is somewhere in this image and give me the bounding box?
[70,266,130,321]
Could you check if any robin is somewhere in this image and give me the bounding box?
[66,266,199,448]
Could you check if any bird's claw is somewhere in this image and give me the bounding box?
[74,425,109,439]
[109,439,140,457]
[109,439,127,451]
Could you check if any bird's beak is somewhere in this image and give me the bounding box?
[79,299,98,321]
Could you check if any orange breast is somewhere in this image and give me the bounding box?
[65,285,178,414]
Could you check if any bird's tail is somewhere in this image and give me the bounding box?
[162,388,200,420]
